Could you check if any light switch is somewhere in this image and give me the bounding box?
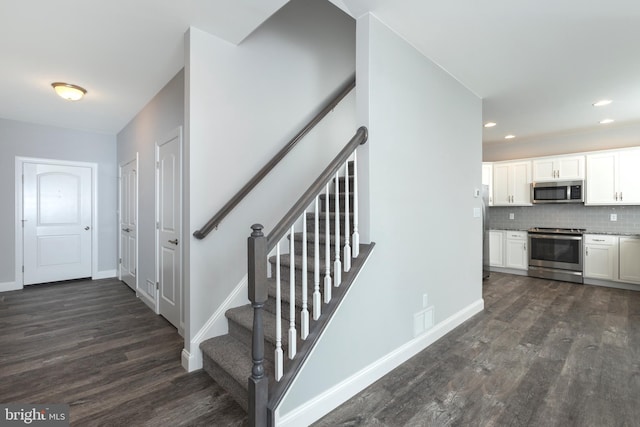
[473,207,481,218]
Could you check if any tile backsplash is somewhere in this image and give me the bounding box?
[490,204,640,234]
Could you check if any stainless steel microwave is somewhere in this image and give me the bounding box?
[531,180,584,204]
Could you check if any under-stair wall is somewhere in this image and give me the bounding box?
[276,14,484,425]
[184,0,357,370]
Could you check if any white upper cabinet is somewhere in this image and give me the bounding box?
[586,148,640,205]
[532,155,585,182]
[493,161,532,206]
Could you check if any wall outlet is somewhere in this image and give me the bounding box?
[610,213,617,221]
[509,213,515,220]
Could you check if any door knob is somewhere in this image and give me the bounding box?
[168,239,179,245]
[84,226,90,230]
[122,228,131,232]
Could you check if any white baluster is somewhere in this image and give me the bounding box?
[313,197,321,320]
[274,242,283,381]
[288,225,297,359]
[343,161,351,272]
[334,172,342,286]
[324,183,332,303]
[301,211,309,339]
[352,151,360,259]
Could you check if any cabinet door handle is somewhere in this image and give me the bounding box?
[586,248,589,256]
[620,192,623,201]
[122,228,131,232]
[168,238,179,245]
[594,239,605,242]
[523,243,526,251]
[615,192,619,201]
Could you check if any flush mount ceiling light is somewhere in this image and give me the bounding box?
[593,99,612,107]
[51,82,87,101]
[504,134,516,139]
[484,122,497,128]
[599,118,615,124]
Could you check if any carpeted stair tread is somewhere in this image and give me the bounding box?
[268,253,336,273]
[266,277,316,309]
[289,231,347,246]
[226,304,296,349]
[200,334,274,411]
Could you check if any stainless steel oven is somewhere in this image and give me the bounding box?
[528,227,585,283]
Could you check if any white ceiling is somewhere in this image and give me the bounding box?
[3,0,640,147]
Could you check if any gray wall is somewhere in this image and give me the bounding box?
[185,0,357,353]
[116,71,185,307]
[0,118,117,284]
[280,13,483,414]
[490,204,640,234]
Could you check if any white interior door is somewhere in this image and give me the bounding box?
[119,159,137,291]
[157,130,181,329]
[23,162,92,285]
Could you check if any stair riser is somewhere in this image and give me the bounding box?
[305,217,354,235]
[202,355,249,411]
[228,319,279,366]
[319,195,355,213]
[268,263,335,287]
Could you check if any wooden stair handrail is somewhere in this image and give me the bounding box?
[266,126,368,251]
[193,76,356,240]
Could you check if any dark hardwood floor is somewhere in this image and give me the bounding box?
[3,273,639,426]
[0,277,247,426]
[315,273,640,427]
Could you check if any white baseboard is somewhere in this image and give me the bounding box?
[137,289,156,311]
[93,269,117,280]
[0,281,21,292]
[181,348,194,371]
[184,275,250,372]
[276,298,485,427]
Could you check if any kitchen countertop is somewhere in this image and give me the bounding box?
[490,228,640,237]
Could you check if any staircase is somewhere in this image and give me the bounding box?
[200,152,374,422]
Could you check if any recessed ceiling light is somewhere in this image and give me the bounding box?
[51,82,87,101]
[593,99,612,107]
[504,134,516,139]
[484,122,497,128]
[599,118,614,124]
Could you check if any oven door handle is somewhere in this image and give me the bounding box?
[529,234,583,241]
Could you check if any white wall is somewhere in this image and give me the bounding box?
[278,13,483,421]
[483,121,640,161]
[116,70,184,307]
[185,0,357,356]
[0,118,117,284]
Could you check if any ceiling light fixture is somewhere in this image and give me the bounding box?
[504,134,515,139]
[484,122,497,128]
[599,118,614,124]
[51,82,87,101]
[593,99,612,107]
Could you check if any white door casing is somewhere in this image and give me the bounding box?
[156,128,182,331]
[119,157,138,291]
[22,162,93,285]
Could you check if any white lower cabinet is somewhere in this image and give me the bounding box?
[583,235,617,280]
[584,234,640,285]
[490,230,528,271]
[505,231,528,270]
[489,230,504,267]
[619,237,640,284]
